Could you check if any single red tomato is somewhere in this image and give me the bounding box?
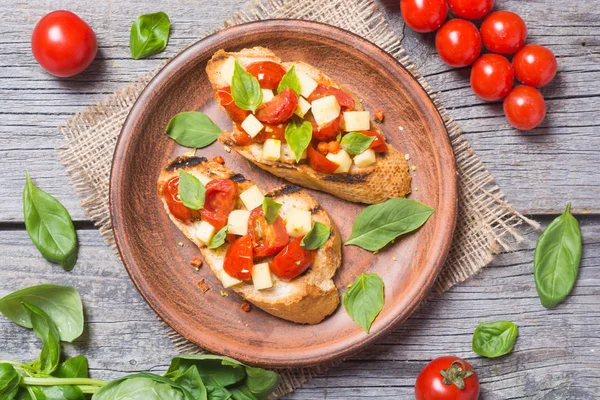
[503,85,546,130]
[470,54,514,101]
[31,10,97,77]
[253,123,287,144]
[512,44,557,88]
[309,115,343,142]
[255,88,298,124]
[360,131,388,153]
[308,84,355,111]
[447,0,494,20]
[247,207,289,257]
[217,88,251,123]
[435,19,481,67]
[307,145,339,173]
[480,11,527,55]
[200,179,238,230]
[161,177,197,223]
[415,356,480,400]
[270,237,316,280]
[400,0,448,33]
[223,235,253,281]
[246,61,287,90]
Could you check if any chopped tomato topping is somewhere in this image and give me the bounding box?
[270,236,316,280]
[327,141,341,154]
[317,142,329,155]
[232,127,253,146]
[200,179,238,230]
[253,123,287,144]
[308,84,355,110]
[217,87,250,123]
[248,207,289,257]
[360,131,388,153]
[223,235,253,281]
[255,88,298,125]
[161,176,197,223]
[306,113,342,142]
[308,145,339,173]
[246,61,287,90]
[374,110,384,122]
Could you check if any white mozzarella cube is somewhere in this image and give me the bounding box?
[252,262,273,290]
[343,111,371,132]
[296,69,319,98]
[241,114,264,138]
[280,144,307,162]
[326,149,353,173]
[285,208,312,237]
[227,210,250,236]
[240,185,264,211]
[311,95,341,127]
[294,96,312,118]
[196,221,216,245]
[216,56,236,87]
[353,149,377,168]
[262,139,281,161]
[220,271,242,288]
[261,89,274,104]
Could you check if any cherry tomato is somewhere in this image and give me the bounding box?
[217,87,251,123]
[447,0,494,20]
[246,61,287,90]
[480,11,527,55]
[200,179,238,230]
[247,207,289,257]
[310,115,342,142]
[503,85,546,131]
[435,19,481,67]
[31,10,97,77]
[400,0,448,33]
[270,237,316,280]
[223,235,253,281]
[232,127,253,146]
[161,177,197,223]
[470,54,514,101]
[307,145,339,173]
[253,123,287,144]
[255,88,298,125]
[512,44,557,88]
[308,84,355,111]
[415,356,480,400]
[360,131,388,153]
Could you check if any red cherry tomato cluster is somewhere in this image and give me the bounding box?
[400,0,557,131]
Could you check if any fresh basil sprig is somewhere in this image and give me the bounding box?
[472,320,518,358]
[130,12,171,60]
[93,373,195,400]
[231,61,263,112]
[208,226,228,249]
[54,355,89,379]
[284,119,312,162]
[345,198,435,252]
[277,65,301,96]
[166,112,222,149]
[340,132,375,155]
[177,169,205,210]
[0,363,20,398]
[301,222,330,250]
[23,303,61,375]
[23,173,78,271]
[262,198,282,224]
[343,273,385,333]
[534,203,582,308]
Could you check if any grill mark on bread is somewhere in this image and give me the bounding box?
[322,172,370,183]
[229,173,246,183]
[309,205,321,214]
[166,156,208,171]
[268,185,302,198]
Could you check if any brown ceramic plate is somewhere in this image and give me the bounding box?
[110,20,457,368]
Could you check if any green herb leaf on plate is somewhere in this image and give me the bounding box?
[345,198,435,252]
[166,112,222,149]
[231,61,263,112]
[300,222,330,250]
[177,169,205,210]
[277,66,301,96]
[53,355,89,379]
[92,373,194,400]
[340,132,375,155]
[208,226,228,249]
[284,119,312,162]
[472,320,518,358]
[534,203,582,308]
[343,273,385,333]
[23,303,61,375]
[0,363,20,399]
[262,198,282,224]
[130,12,170,60]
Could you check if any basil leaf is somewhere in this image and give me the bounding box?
[0,363,20,399]
[534,203,582,308]
[166,112,222,149]
[35,385,85,400]
[206,386,232,400]
[276,66,301,96]
[472,320,518,358]
[23,173,78,271]
[345,198,435,252]
[53,356,88,379]
[262,198,282,224]
[208,226,228,249]
[231,61,262,112]
[130,12,170,60]
[343,273,384,333]
[340,132,375,155]
[177,169,205,210]
[92,373,193,400]
[242,366,280,399]
[167,355,245,388]
[0,284,84,342]
[229,386,258,400]
[23,303,61,375]
[300,222,330,250]
[170,366,207,400]
[284,120,312,162]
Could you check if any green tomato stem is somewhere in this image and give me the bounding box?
[22,377,106,387]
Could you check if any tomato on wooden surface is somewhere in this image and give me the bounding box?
[308,84,355,111]
[308,145,339,173]
[246,61,287,90]
[447,0,494,20]
[415,356,480,400]
[161,177,196,223]
[512,44,557,88]
[223,235,253,281]
[248,207,289,257]
[480,11,527,55]
[435,19,481,67]
[470,54,514,101]
[400,0,448,33]
[200,179,238,230]
[270,237,316,280]
[503,86,546,131]
[31,10,97,77]
[255,88,298,124]
[217,87,251,123]
[253,123,287,144]
[360,131,388,153]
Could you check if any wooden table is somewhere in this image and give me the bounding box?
[1,0,599,398]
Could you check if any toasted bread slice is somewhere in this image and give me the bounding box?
[158,156,342,324]
[206,47,411,204]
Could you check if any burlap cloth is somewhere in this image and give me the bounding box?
[57,0,538,397]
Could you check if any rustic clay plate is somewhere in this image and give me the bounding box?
[110,20,457,368]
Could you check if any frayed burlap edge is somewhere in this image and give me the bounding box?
[57,0,539,397]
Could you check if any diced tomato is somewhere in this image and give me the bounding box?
[223,235,253,281]
[308,145,339,173]
[232,126,253,146]
[360,131,388,153]
[246,61,287,90]
[270,236,316,280]
[200,179,238,230]
[161,176,197,223]
[247,207,289,257]
[308,84,355,110]
[255,88,298,125]
[253,123,287,144]
[217,87,250,123]
[305,113,342,142]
